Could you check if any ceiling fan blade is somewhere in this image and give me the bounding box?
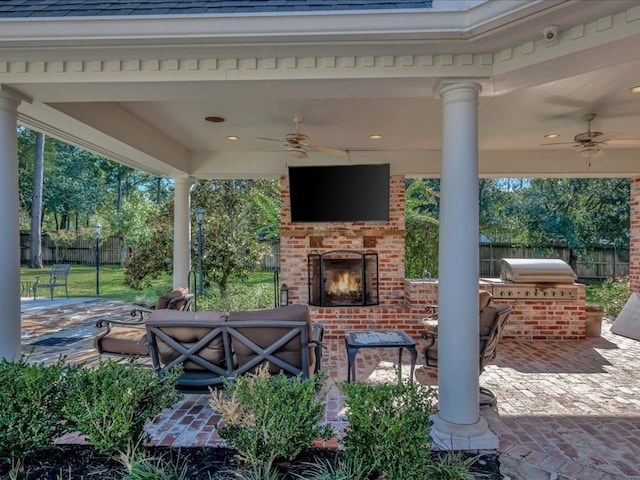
[607,138,640,146]
[591,131,624,142]
[310,145,348,156]
[577,146,605,158]
[539,142,578,146]
[256,136,284,142]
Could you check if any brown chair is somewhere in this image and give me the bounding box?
[94,287,193,357]
[33,264,71,300]
[422,298,512,406]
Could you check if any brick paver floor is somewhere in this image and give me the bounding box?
[20,298,640,479]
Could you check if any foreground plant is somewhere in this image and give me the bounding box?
[121,454,189,480]
[294,455,369,480]
[209,364,333,478]
[593,275,631,318]
[64,359,182,464]
[338,378,437,480]
[0,356,75,470]
[427,452,487,480]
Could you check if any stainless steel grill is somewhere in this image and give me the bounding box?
[498,258,577,284]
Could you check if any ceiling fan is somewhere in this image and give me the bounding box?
[257,116,348,159]
[540,113,623,158]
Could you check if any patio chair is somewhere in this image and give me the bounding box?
[93,287,193,357]
[33,264,71,300]
[422,297,512,407]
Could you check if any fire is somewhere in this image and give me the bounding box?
[329,271,360,295]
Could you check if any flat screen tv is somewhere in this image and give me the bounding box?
[288,164,390,222]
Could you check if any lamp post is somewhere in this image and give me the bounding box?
[195,207,205,296]
[94,223,101,296]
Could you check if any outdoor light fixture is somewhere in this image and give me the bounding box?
[280,283,289,306]
[288,147,308,159]
[195,207,205,297]
[94,223,101,296]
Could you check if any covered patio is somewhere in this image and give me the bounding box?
[3,0,640,453]
[21,297,640,479]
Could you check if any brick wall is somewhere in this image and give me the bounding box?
[630,177,640,291]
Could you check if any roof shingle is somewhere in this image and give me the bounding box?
[0,0,432,18]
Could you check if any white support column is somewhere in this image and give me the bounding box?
[430,81,498,450]
[173,176,194,290]
[0,90,22,360]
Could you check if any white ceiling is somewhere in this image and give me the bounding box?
[2,0,640,179]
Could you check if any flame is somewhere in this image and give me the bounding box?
[329,271,360,295]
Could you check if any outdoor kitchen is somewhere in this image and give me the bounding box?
[279,173,587,341]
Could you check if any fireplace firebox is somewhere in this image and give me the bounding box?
[308,250,379,307]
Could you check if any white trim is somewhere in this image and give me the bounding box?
[0,1,585,47]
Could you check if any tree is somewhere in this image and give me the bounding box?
[192,179,276,297]
[123,198,175,291]
[44,142,106,230]
[404,179,439,278]
[124,179,279,295]
[30,132,45,268]
[509,178,630,269]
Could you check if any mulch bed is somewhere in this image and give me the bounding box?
[0,445,502,479]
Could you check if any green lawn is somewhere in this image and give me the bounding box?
[21,265,172,303]
[21,265,278,308]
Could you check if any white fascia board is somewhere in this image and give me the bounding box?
[0,1,563,47]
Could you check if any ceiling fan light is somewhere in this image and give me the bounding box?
[288,147,308,159]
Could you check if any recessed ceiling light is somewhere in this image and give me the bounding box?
[544,133,560,139]
[226,135,239,141]
[630,85,640,94]
[205,116,225,123]
[369,134,382,140]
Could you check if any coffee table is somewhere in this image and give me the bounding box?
[344,330,417,382]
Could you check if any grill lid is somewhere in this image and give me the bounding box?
[499,258,577,284]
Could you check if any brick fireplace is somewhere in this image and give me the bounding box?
[279,174,587,341]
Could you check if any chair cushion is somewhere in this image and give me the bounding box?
[95,326,149,356]
[148,310,227,370]
[155,287,190,310]
[480,305,502,337]
[479,290,492,312]
[227,304,316,375]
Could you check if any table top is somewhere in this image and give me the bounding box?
[345,330,415,347]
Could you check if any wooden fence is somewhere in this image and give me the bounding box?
[480,243,628,280]
[20,233,124,266]
[20,233,628,280]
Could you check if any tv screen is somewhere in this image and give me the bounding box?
[288,164,390,222]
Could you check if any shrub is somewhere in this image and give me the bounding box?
[64,359,182,461]
[337,379,437,480]
[200,282,274,314]
[0,356,74,467]
[593,275,631,318]
[209,364,333,477]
